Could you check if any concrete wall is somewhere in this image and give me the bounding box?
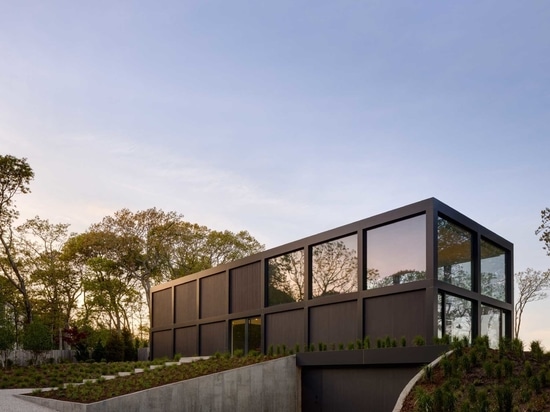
[19,355,300,412]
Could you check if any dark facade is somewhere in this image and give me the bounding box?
[150,198,513,359]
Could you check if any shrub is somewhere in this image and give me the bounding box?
[529,340,545,361]
[413,335,425,347]
[104,332,124,362]
[22,321,52,365]
[496,385,513,412]
[92,340,106,362]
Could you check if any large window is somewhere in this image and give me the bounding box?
[481,239,507,301]
[481,305,505,349]
[438,293,472,342]
[311,234,358,298]
[267,250,304,306]
[366,215,426,289]
[437,217,472,290]
[231,317,261,355]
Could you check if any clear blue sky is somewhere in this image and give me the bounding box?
[1,1,549,346]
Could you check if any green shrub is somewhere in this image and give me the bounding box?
[413,335,425,347]
[22,321,52,365]
[105,332,124,362]
[496,385,513,412]
[530,340,545,361]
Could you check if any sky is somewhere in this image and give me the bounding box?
[1,1,549,347]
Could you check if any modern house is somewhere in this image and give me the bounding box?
[150,198,513,359]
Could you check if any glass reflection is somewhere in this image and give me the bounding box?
[231,319,246,354]
[481,305,503,349]
[441,294,472,342]
[312,234,357,298]
[437,217,472,290]
[267,250,304,306]
[481,239,506,301]
[366,215,426,289]
[231,317,261,354]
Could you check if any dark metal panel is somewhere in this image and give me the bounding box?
[200,272,227,319]
[309,301,357,347]
[302,366,421,412]
[230,262,261,313]
[152,330,172,359]
[175,326,198,357]
[199,322,226,355]
[265,309,305,350]
[175,281,197,323]
[152,288,172,328]
[364,290,426,343]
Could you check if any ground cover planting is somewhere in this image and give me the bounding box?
[27,353,283,403]
[401,337,550,411]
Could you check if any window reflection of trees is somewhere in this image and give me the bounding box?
[366,268,426,289]
[439,294,472,342]
[437,217,472,290]
[481,240,506,301]
[312,236,357,298]
[267,250,304,306]
[481,305,503,349]
[366,215,426,289]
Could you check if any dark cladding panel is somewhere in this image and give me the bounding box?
[266,310,305,350]
[309,301,357,346]
[152,288,172,328]
[152,330,172,359]
[200,272,227,319]
[302,366,420,411]
[200,322,226,355]
[175,326,198,357]
[364,290,426,342]
[175,281,197,323]
[231,262,261,313]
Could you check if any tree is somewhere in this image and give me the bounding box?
[0,155,35,324]
[514,268,550,337]
[536,208,550,255]
[17,217,81,344]
[22,320,51,365]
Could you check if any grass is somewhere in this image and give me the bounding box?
[400,337,550,411]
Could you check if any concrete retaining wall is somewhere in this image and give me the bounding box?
[19,355,299,412]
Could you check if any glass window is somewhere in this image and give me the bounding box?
[312,234,358,298]
[439,293,472,343]
[231,317,262,355]
[267,250,304,306]
[481,239,506,301]
[366,215,426,289]
[231,319,246,354]
[481,305,504,349]
[437,217,472,290]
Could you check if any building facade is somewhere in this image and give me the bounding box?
[150,198,513,359]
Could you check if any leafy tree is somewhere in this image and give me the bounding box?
[536,208,550,255]
[514,268,550,337]
[17,217,81,344]
[22,320,51,364]
[63,231,141,332]
[63,325,90,362]
[0,312,16,368]
[0,155,35,323]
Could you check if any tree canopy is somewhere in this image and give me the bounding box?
[0,153,264,350]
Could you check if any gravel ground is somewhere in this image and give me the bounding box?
[0,389,55,411]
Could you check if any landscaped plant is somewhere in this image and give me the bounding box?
[401,337,550,411]
[29,352,285,403]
